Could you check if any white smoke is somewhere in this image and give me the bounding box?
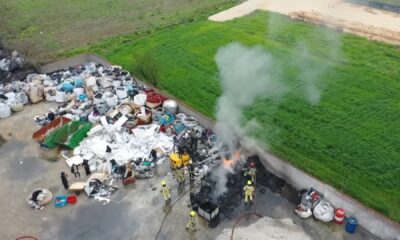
[211,18,342,195]
[293,28,342,105]
[267,14,342,105]
[214,42,287,151]
[212,42,287,195]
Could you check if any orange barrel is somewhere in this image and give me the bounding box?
[334,208,345,224]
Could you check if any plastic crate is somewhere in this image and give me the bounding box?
[67,195,77,204]
[54,195,67,207]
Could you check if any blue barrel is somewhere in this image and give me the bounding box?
[345,217,358,234]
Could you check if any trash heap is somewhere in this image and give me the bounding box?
[0,47,35,118]
[0,46,33,83]
[72,122,174,173]
[23,62,228,205]
[295,188,334,222]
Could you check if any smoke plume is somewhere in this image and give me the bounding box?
[214,43,286,150]
[212,42,287,195]
[293,28,342,105]
[212,31,341,195]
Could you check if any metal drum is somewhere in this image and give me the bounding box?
[163,99,178,115]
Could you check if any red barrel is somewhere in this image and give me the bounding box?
[334,208,345,224]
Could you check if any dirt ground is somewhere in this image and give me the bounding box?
[0,103,378,240]
[209,0,400,45]
[0,0,239,63]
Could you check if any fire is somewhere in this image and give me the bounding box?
[233,150,241,161]
[223,159,234,168]
[222,150,242,169]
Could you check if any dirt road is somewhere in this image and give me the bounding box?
[209,0,400,45]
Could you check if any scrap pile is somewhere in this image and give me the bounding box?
[26,188,53,210]
[0,47,32,83]
[72,123,174,176]
[0,48,35,118]
[25,62,225,205]
[189,153,260,226]
[295,188,334,222]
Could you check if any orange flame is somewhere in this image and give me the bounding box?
[234,150,241,161]
[222,150,242,169]
[223,159,234,168]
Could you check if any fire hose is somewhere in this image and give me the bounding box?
[230,179,263,240]
[154,181,191,240]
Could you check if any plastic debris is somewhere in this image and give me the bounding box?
[313,200,334,222]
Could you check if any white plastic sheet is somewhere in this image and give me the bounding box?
[74,123,173,166]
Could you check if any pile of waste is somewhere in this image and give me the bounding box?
[26,188,53,210]
[0,47,36,118]
[0,46,33,83]
[24,62,225,205]
[72,122,174,175]
[295,188,334,222]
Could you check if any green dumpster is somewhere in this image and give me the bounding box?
[44,121,92,149]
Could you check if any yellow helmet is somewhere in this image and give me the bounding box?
[190,211,196,217]
[247,180,252,186]
[161,180,166,186]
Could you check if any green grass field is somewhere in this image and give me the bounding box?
[73,11,400,222]
[0,0,240,63]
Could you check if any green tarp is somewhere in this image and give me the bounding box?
[44,121,92,149]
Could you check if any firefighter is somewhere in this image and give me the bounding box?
[160,180,171,202]
[244,162,257,183]
[243,180,255,204]
[187,160,195,182]
[176,166,185,185]
[189,129,198,152]
[186,210,197,231]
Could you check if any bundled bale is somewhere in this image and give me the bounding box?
[44,87,57,102]
[0,103,12,118]
[28,84,44,103]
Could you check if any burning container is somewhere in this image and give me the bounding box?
[198,199,219,222]
[191,162,246,227]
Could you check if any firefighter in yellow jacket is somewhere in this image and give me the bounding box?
[186,210,197,231]
[160,180,171,202]
[244,162,257,183]
[243,180,255,203]
[176,166,185,185]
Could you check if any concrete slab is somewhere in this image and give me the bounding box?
[0,103,379,240]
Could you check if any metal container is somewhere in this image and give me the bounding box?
[163,99,178,115]
[345,217,357,234]
[198,199,219,222]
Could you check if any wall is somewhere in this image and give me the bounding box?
[38,54,400,240]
